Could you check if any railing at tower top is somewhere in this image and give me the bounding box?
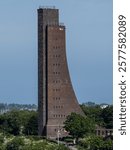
[45,22,65,27]
[59,23,64,26]
[39,6,56,9]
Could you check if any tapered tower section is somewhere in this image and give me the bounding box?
[38,7,83,138]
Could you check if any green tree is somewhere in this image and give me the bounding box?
[64,113,95,142]
[81,104,104,126]
[81,104,113,129]
[0,110,21,135]
[100,106,113,129]
[0,110,38,136]
[23,111,38,135]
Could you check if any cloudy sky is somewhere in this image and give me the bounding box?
[0,0,112,104]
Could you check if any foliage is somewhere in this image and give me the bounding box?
[81,104,104,126]
[0,110,21,135]
[0,134,4,143]
[27,135,44,141]
[56,144,69,150]
[78,135,113,150]
[81,104,113,129]
[0,104,113,149]
[0,110,38,136]
[0,134,5,150]
[23,111,38,135]
[22,140,49,150]
[0,135,69,150]
[64,113,95,141]
[6,137,24,150]
[0,145,5,150]
[100,106,113,128]
[62,136,74,143]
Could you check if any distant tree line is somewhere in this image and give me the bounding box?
[0,103,37,114]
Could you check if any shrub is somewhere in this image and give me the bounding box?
[6,137,24,150]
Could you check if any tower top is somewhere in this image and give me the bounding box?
[39,6,56,9]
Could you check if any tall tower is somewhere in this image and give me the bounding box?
[38,7,83,138]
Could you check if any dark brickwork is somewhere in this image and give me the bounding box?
[38,7,83,138]
[38,8,59,136]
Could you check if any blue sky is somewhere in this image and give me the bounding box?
[0,0,112,104]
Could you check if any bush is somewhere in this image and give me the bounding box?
[6,137,24,150]
[56,144,69,150]
[62,136,74,143]
[27,135,43,141]
[78,135,113,150]
[0,145,5,150]
[0,134,4,143]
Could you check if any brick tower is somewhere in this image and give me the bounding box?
[38,7,83,138]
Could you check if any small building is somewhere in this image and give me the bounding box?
[95,126,113,137]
